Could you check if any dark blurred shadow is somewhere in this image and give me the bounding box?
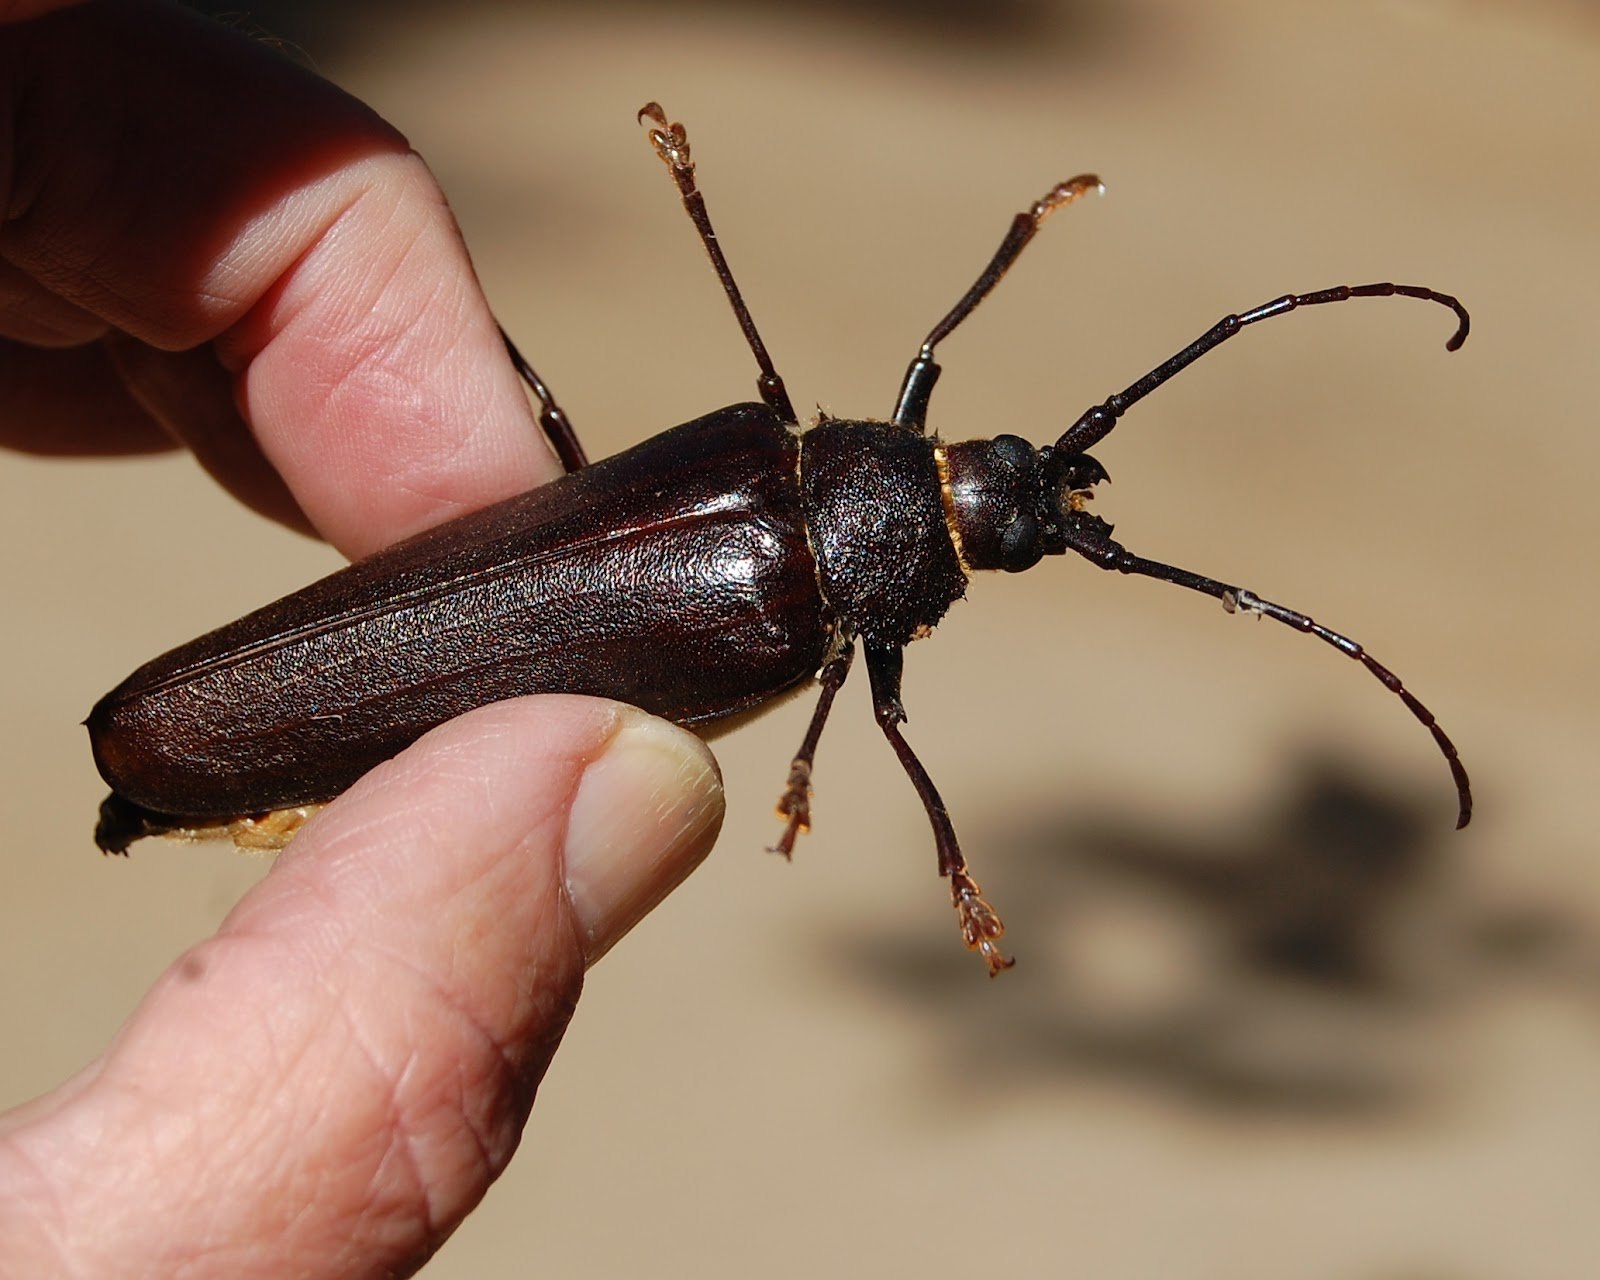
[831,754,1592,1119]
[1072,764,1434,995]
[181,0,1129,64]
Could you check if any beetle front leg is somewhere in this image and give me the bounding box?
[770,637,856,858]
[891,173,1102,433]
[863,642,1013,976]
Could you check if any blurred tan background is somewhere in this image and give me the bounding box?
[4,1,1597,1276]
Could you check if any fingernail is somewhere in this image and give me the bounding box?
[563,709,724,966]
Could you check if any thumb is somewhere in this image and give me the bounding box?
[0,696,722,1279]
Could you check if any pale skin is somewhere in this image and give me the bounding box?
[0,3,725,1275]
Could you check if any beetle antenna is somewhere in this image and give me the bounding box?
[893,175,1103,433]
[1058,522,1472,828]
[1055,282,1470,456]
[638,103,797,424]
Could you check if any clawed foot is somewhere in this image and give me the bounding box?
[767,759,812,858]
[952,871,1014,977]
[638,101,692,175]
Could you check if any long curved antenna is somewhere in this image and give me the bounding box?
[1060,522,1473,829]
[1057,283,1469,455]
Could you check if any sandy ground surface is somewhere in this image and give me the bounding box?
[4,1,1598,1276]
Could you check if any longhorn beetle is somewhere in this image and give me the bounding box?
[88,103,1472,975]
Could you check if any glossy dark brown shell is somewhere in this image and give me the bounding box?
[89,403,828,817]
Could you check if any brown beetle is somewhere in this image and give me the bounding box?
[90,104,1471,975]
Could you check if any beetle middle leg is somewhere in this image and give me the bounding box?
[864,642,1013,976]
[770,638,856,858]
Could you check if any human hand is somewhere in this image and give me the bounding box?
[0,4,723,1275]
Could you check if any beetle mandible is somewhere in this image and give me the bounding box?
[88,103,1472,976]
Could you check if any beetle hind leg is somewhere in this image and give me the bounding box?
[500,327,588,472]
[864,642,1013,976]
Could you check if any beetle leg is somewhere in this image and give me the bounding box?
[1058,519,1473,829]
[892,174,1103,433]
[863,641,1014,976]
[637,103,797,424]
[499,326,588,472]
[770,637,856,858]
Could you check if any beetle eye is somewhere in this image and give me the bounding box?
[989,433,1035,472]
[999,514,1043,572]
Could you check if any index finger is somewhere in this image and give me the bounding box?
[0,1,560,556]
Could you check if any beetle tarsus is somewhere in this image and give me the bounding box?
[952,870,1014,977]
[1033,173,1105,222]
[769,760,812,858]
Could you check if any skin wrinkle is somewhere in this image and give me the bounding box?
[318,175,428,335]
[20,109,151,327]
[0,1143,69,1276]
[216,176,376,376]
[325,999,437,1260]
[237,167,527,551]
[346,923,528,1131]
[157,952,340,1190]
[147,961,427,1273]
[311,931,564,1264]
[326,266,500,520]
[230,724,593,1252]
[108,930,366,1182]
[236,180,425,480]
[323,877,555,1249]
[224,853,358,965]
[202,182,342,322]
[0,257,101,342]
[222,163,485,533]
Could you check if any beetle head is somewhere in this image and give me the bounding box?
[941,435,1110,573]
